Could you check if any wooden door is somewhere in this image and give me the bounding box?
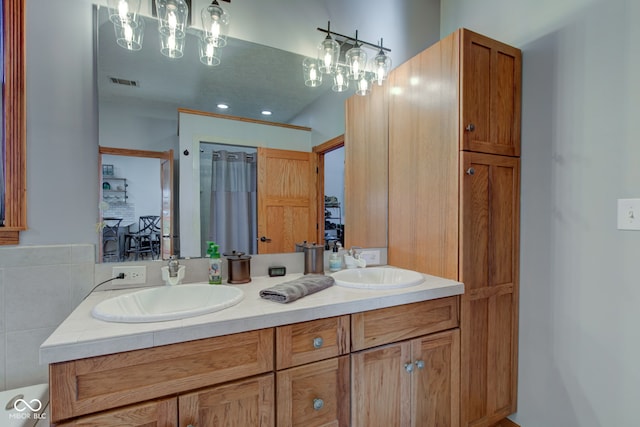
[351,341,412,427]
[56,398,177,426]
[460,29,522,157]
[257,147,316,254]
[277,356,350,427]
[459,151,520,426]
[412,330,461,427]
[179,374,275,427]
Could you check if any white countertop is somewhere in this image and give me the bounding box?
[40,271,463,365]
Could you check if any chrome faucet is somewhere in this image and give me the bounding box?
[348,246,362,258]
[168,256,179,278]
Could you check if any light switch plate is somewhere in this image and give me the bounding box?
[617,199,640,230]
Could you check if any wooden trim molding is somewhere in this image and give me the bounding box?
[178,107,312,132]
[492,418,521,427]
[0,0,27,245]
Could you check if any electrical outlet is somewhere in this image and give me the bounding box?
[112,266,147,285]
[359,250,381,265]
[617,199,640,230]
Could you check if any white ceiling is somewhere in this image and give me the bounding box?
[97,5,334,124]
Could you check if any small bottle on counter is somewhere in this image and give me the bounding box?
[206,241,223,284]
[329,243,342,272]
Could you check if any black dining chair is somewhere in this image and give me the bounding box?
[124,215,161,260]
[102,217,123,262]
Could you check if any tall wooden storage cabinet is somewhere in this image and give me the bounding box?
[388,28,522,427]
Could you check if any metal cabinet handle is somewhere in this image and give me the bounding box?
[466,167,475,176]
[313,337,324,349]
[465,123,475,132]
[313,398,324,410]
[259,236,272,242]
[404,362,414,373]
[415,360,425,370]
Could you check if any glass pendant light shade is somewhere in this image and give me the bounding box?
[108,0,141,26]
[303,57,323,87]
[373,49,392,86]
[346,44,368,80]
[114,15,144,51]
[201,1,229,49]
[332,65,349,92]
[156,0,188,58]
[318,35,340,74]
[199,34,222,66]
[355,73,372,96]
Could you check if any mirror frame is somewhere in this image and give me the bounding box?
[0,0,27,245]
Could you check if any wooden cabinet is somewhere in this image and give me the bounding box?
[388,28,521,427]
[344,82,388,248]
[49,303,460,426]
[461,30,521,157]
[49,329,274,424]
[56,398,177,426]
[180,374,275,427]
[351,300,460,427]
[277,356,350,427]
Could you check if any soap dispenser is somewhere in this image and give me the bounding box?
[206,241,223,284]
[329,243,342,272]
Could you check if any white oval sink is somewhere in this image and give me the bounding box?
[331,267,425,290]
[91,284,244,323]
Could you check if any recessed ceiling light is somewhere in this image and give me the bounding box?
[261,110,272,116]
[217,103,229,109]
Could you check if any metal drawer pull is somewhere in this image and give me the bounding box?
[415,360,425,370]
[313,337,324,349]
[313,398,324,410]
[466,167,475,176]
[404,362,414,373]
[465,123,475,131]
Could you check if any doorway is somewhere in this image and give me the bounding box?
[313,135,345,248]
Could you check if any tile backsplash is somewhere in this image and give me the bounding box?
[0,244,95,391]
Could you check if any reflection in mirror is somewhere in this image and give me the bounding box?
[99,147,173,263]
[97,5,345,258]
[199,143,257,256]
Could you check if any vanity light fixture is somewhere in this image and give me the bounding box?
[108,0,144,51]
[199,0,229,66]
[303,23,391,96]
[155,0,189,58]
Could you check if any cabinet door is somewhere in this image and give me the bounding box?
[459,152,520,426]
[179,374,274,427]
[277,356,350,427]
[461,29,522,156]
[56,398,177,426]
[412,330,460,427]
[351,341,412,427]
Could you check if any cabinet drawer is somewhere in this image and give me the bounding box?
[277,356,350,427]
[50,328,274,423]
[351,297,459,351]
[276,315,349,369]
[55,397,177,426]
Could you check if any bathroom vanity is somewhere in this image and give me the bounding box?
[41,273,462,426]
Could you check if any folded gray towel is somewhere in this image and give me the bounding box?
[259,274,334,303]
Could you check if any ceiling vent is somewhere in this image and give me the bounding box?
[109,77,140,87]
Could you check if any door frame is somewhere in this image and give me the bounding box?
[312,134,344,245]
[98,146,174,262]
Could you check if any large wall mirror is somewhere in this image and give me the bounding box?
[96,4,345,261]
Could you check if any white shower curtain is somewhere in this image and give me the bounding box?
[200,149,257,255]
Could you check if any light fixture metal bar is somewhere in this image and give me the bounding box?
[316,26,391,53]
